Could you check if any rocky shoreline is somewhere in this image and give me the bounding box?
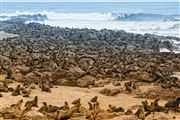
[0,19,180,120]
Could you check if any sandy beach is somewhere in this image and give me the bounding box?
[1,74,180,120]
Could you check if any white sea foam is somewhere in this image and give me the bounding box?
[159,48,171,53]
[27,20,179,38]
[1,11,179,37]
[0,11,115,21]
[1,11,179,21]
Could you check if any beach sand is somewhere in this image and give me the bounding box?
[0,77,180,120]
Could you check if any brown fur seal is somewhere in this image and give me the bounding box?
[165,97,180,111]
[10,99,23,110]
[90,96,98,103]
[59,101,70,111]
[54,104,80,120]
[72,98,80,105]
[125,109,134,115]
[38,102,49,113]
[25,96,38,108]
[135,107,145,120]
[12,85,21,96]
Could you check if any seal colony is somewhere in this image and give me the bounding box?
[0,17,180,120]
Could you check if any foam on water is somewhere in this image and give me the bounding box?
[26,19,179,38]
[159,48,171,53]
[1,11,179,21]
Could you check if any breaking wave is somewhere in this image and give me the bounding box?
[0,11,179,22]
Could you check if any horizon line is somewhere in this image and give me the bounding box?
[1,1,179,3]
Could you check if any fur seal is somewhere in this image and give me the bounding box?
[125,109,134,115]
[135,107,145,120]
[59,101,70,111]
[10,99,23,110]
[42,82,51,92]
[165,97,180,111]
[88,102,93,110]
[142,100,153,112]
[90,96,98,103]
[48,105,60,112]
[20,103,33,119]
[107,104,124,113]
[54,104,80,120]
[72,98,80,105]
[38,102,49,113]
[54,110,61,120]
[86,102,103,120]
[12,85,21,96]
[153,99,165,112]
[25,96,38,108]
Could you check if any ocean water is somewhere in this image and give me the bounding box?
[0,2,180,37]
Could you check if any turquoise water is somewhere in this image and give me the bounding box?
[1,2,179,15]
